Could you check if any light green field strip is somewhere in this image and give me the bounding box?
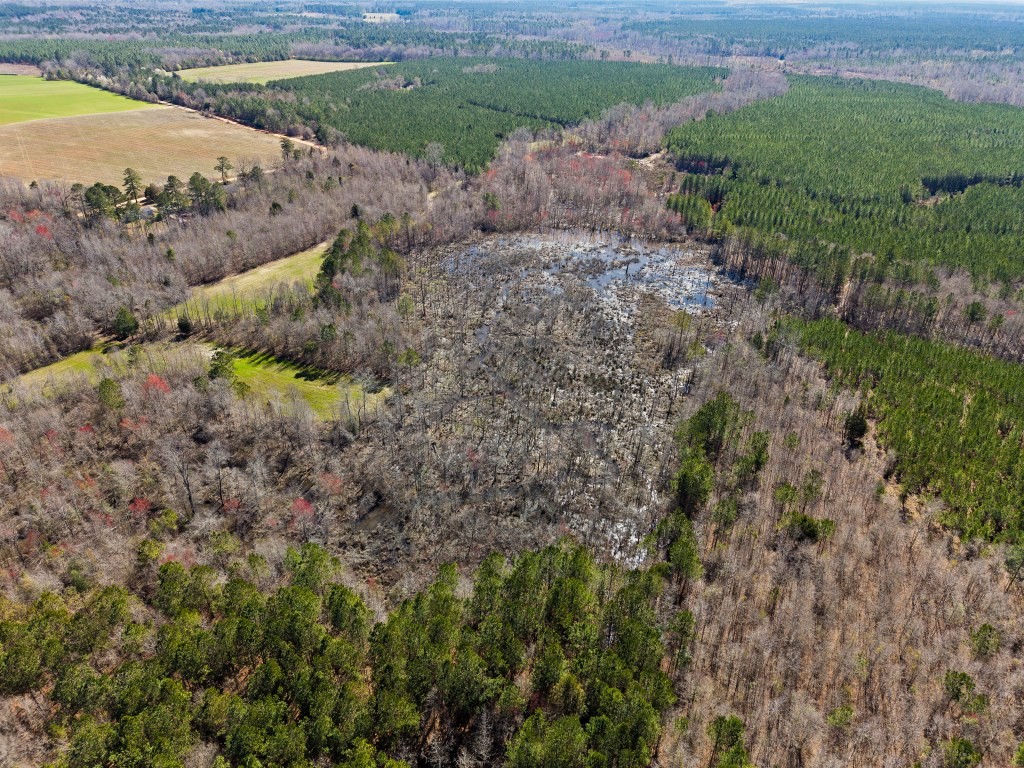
[8,341,384,421]
[12,342,207,390]
[0,76,155,126]
[230,350,385,419]
[170,241,329,319]
[176,60,387,85]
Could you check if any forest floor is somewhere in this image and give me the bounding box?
[335,232,752,585]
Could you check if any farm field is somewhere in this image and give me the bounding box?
[0,75,154,125]
[177,59,386,84]
[0,104,283,185]
[171,240,329,319]
[0,64,42,76]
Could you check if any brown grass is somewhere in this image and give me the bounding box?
[0,105,285,185]
[177,59,387,84]
[0,64,43,76]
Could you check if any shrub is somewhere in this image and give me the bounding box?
[969,623,1001,658]
[942,738,982,768]
[112,305,139,339]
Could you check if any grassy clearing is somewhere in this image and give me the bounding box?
[0,105,283,185]
[12,242,383,420]
[10,342,210,396]
[230,350,384,419]
[177,60,386,84]
[0,75,153,126]
[172,241,328,320]
[8,341,384,421]
[15,347,110,390]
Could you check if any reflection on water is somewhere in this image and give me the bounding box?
[458,231,717,312]
[540,244,714,310]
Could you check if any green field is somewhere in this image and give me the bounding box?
[7,341,382,420]
[177,59,384,84]
[230,350,383,419]
[0,75,154,126]
[9,342,205,396]
[171,241,328,320]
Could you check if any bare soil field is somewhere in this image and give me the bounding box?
[177,59,386,84]
[0,105,284,185]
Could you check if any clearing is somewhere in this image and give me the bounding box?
[11,342,207,395]
[176,59,386,84]
[9,241,385,420]
[0,75,155,126]
[7,341,381,420]
[172,241,329,319]
[0,105,283,185]
[230,350,384,419]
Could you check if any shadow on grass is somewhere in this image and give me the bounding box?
[237,349,343,385]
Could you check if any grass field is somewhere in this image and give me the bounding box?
[177,60,386,84]
[11,342,206,396]
[0,75,154,126]
[0,105,283,185]
[8,341,383,420]
[230,350,384,419]
[171,241,329,319]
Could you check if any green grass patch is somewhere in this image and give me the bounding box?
[8,342,209,398]
[170,241,328,321]
[9,340,386,421]
[0,75,154,126]
[230,350,384,419]
[16,347,110,390]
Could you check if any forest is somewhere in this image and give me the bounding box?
[792,318,1024,545]
[623,13,1024,58]
[4,1,1024,766]
[273,60,724,168]
[666,76,1024,282]
[0,542,689,768]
